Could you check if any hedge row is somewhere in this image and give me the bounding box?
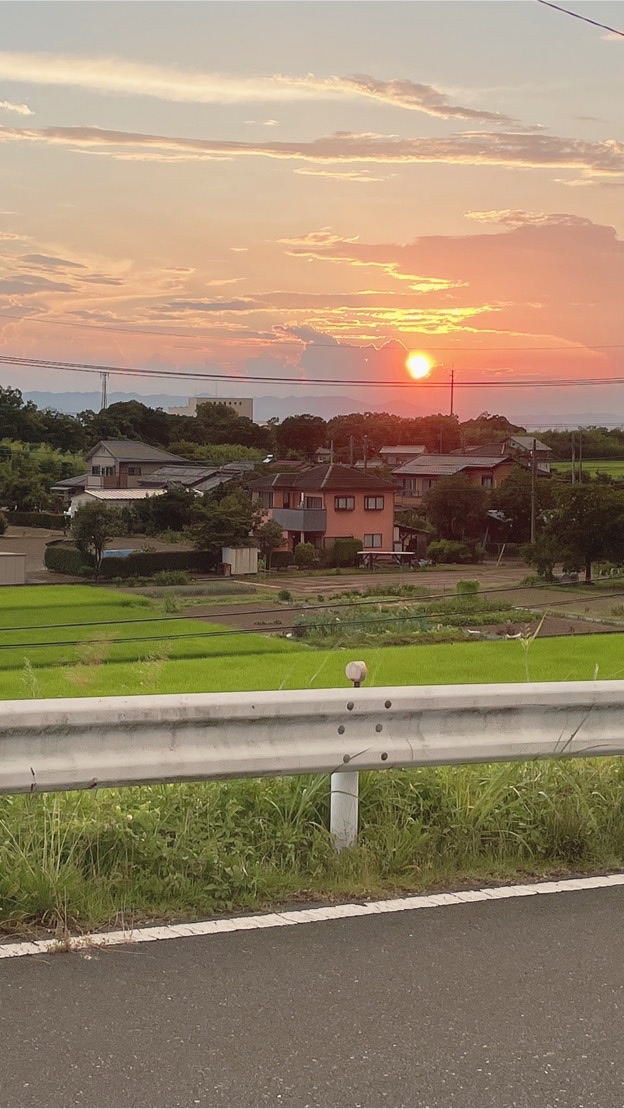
[98,549,218,579]
[329,538,363,567]
[44,544,92,575]
[271,538,363,570]
[45,544,220,578]
[427,539,484,564]
[272,550,296,569]
[9,511,67,530]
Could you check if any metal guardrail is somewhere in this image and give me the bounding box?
[2,679,624,847]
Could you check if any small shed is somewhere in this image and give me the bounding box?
[221,547,258,575]
[0,551,26,585]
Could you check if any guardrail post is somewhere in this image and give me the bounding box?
[330,770,359,850]
[330,661,368,850]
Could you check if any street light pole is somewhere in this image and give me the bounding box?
[449,366,455,417]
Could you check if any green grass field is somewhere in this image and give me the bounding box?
[0,585,298,685]
[1,584,623,700]
[4,584,624,934]
[553,459,624,477]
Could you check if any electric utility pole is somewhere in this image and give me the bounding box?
[530,437,537,543]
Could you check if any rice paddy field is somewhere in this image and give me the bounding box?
[1,584,624,700]
[4,583,624,934]
[552,459,624,478]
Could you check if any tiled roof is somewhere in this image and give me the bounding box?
[394,454,513,477]
[379,445,427,454]
[453,443,509,457]
[509,435,553,453]
[140,465,217,487]
[50,473,88,489]
[249,463,394,492]
[194,473,240,494]
[86,441,189,463]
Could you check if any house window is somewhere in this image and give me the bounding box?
[91,465,101,476]
[364,496,384,511]
[103,466,114,477]
[334,496,355,511]
[305,496,322,509]
[283,493,291,508]
[128,466,142,476]
[422,478,434,492]
[364,533,383,548]
[481,475,493,488]
[260,492,273,509]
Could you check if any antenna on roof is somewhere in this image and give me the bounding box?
[100,371,109,411]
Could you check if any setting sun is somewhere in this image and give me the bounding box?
[405,353,433,381]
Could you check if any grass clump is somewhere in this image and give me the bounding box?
[3,758,624,934]
[292,596,535,646]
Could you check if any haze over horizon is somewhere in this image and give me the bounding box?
[1,0,623,422]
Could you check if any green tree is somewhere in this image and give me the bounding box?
[71,502,122,578]
[0,441,85,511]
[460,411,525,448]
[521,534,564,582]
[145,489,198,534]
[525,485,624,583]
[294,541,316,568]
[254,518,285,569]
[191,484,259,557]
[168,441,265,465]
[192,404,273,452]
[491,469,556,544]
[79,401,172,449]
[276,415,327,459]
[423,475,489,541]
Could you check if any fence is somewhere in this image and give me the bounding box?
[2,675,624,848]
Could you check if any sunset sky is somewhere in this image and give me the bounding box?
[0,0,623,421]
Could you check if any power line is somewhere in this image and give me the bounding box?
[1,352,624,391]
[1,312,624,353]
[537,0,624,38]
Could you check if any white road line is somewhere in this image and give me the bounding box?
[1,873,623,960]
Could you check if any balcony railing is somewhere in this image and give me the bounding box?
[271,507,327,533]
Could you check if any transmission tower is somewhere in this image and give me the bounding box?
[100,371,109,411]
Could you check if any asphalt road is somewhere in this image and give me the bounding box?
[2,888,624,1108]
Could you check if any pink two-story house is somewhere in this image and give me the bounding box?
[249,463,395,552]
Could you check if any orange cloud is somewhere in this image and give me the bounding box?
[0,53,513,122]
[2,124,624,177]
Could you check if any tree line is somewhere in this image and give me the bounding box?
[2,387,531,459]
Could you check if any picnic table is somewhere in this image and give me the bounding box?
[358,550,426,570]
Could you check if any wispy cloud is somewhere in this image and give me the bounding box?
[465,209,595,228]
[0,52,512,122]
[21,252,87,270]
[0,99,32,116]
[1,124,623,177]
[294,167,391,183]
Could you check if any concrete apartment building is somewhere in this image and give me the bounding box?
[168,396,254,421]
